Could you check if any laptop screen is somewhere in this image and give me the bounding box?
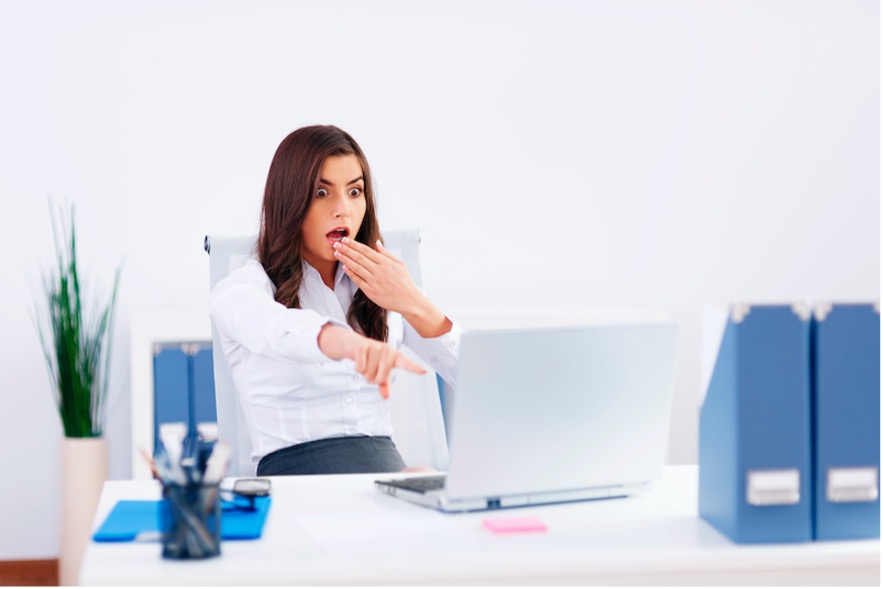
[443,323,678,501]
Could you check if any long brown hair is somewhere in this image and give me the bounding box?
[257,125,388,342]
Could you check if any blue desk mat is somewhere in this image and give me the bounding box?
[93,496,271,542]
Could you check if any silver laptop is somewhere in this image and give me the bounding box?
[376,323,678,512]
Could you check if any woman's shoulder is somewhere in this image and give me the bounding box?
[214,258,275,295]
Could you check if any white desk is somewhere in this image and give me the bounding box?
[80,465,879,585]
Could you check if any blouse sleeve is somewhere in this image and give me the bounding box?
[401,319,464,385]
[209,261,348,364]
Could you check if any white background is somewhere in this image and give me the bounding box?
[0,0,878,559]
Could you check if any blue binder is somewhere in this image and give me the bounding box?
[812,303,880,540]
[191,345,217,424]
[153,346,190,453]
[154,342,217,452]
[699,304,812,543]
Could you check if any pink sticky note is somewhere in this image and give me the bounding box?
[482,517,548,534]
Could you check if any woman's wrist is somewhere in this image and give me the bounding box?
[401,293,453,339]
[317,323,359,361]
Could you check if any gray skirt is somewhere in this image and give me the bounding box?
[256,435,407,476]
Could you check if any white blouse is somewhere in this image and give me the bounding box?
[209,258,462,466]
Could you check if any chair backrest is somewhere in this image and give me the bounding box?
[204,230,449,476]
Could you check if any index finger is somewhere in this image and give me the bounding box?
[375,240,404,262]
[393,353,428,375]
[341,237,383,263]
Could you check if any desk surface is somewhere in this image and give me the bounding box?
[80,465,879,586]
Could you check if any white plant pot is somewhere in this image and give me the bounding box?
[60,437,108,586]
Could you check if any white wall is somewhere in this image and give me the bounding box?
[0,0,877,559]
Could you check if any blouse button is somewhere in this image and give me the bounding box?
[345,395,354,405]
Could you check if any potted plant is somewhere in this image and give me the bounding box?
[34,202,120,586]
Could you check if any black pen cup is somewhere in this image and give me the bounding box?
[159,481,221,559]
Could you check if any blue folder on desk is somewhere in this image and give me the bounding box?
[812,303,880,540]
[699,304,812,543]
[93,497,271,542]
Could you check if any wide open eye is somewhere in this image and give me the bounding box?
[348,187,362,198]
[316,188,328,198]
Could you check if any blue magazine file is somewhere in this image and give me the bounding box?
[812,303,880,540]
[699,304,812,543]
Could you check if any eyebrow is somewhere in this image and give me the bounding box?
[317,175,364,187]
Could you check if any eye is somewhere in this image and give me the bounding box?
[349,187,363,198]
[316,187,328,198]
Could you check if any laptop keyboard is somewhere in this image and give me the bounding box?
[379,475,447,494]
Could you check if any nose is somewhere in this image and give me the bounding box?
[331,191,351,218]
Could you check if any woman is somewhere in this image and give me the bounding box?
[210,125,461,476]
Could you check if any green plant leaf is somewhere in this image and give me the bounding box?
[35,200,121,438]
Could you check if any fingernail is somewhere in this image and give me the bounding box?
[341,237,349,244]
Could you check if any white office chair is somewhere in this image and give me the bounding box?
[204,230,450,477]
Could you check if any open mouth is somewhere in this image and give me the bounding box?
[326,227,349,243]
